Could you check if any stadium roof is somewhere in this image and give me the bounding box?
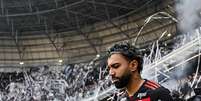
[0,0,177,67]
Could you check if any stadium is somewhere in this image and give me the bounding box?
[0,0,200,100]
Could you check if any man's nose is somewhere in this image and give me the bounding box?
[109,69,115,76]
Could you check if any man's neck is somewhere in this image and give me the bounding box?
[125,75,145,97]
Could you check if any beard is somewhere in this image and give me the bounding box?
[113,72,131,89]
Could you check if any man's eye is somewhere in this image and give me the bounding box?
[113,64,120,68]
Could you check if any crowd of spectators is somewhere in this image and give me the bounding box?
[0,60,112,101]
[0,63,200,101]
[171,73,201,101]
[0,58,200,101]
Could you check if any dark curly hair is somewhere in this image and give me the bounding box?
[107,41,143,73]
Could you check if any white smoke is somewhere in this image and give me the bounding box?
[176,0,201,33]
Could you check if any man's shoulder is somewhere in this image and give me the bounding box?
[143,80,161,90]
[143,80,170,94]
[126,80,173,101]
[142,80,173,101]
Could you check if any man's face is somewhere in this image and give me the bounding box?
[107,53,132,88]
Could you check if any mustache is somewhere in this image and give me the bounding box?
[111,76,120,81]
[110,76,124,83]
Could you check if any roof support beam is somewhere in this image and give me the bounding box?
[10,20,25,62]
[67,9,131,40]
[104,4,131,40]
[54,0,58,8]
[75,15,98,54]
[27,0,33,12]
[1,0,4,15]
[43,19,62,59]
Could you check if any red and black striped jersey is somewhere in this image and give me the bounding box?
[127,79,173,101]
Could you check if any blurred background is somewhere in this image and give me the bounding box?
[0,0,200,100]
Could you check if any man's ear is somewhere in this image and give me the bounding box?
[129,60,138,72]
